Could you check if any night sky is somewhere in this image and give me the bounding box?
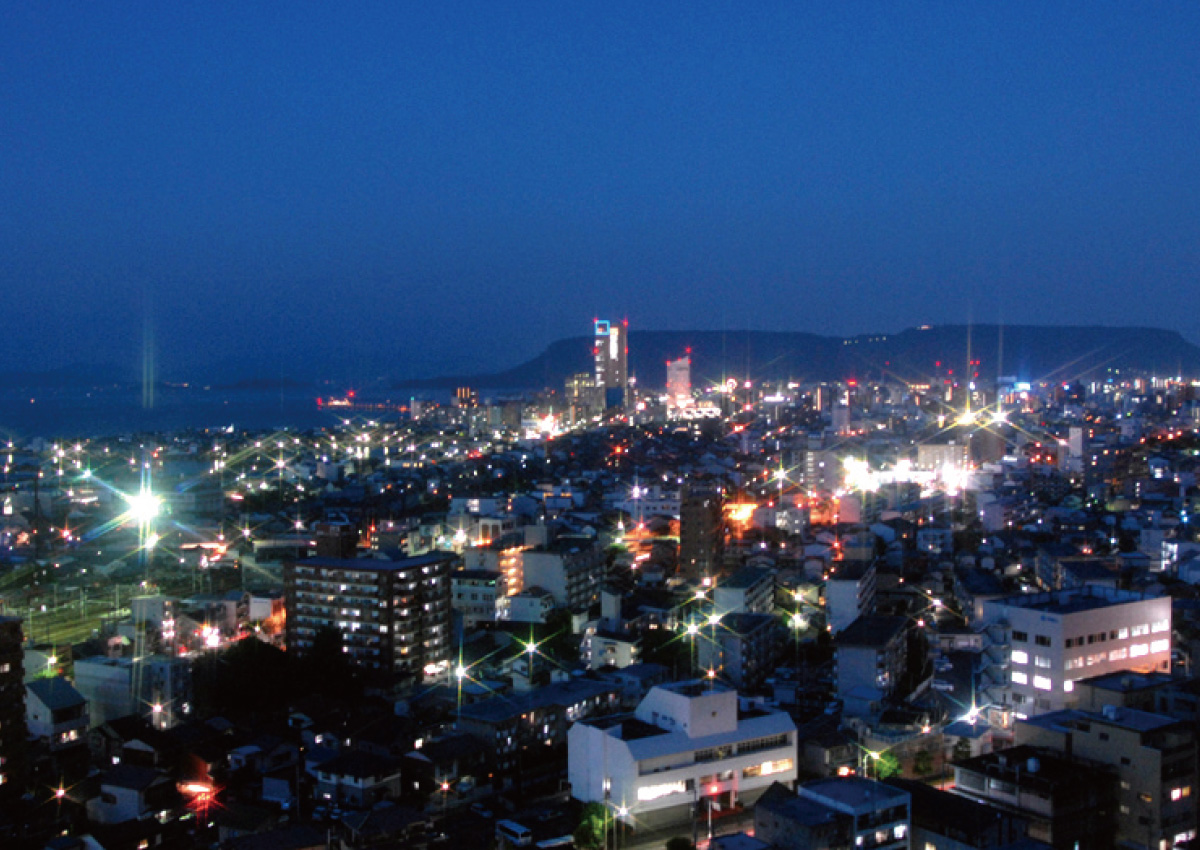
[4,3,1200,383]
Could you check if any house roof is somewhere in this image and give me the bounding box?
[226,824,326,850]
[458,678,615,725]
[316,751,401,780]
[102,764,165,792]
[27,677,87,711]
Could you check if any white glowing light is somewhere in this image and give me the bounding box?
[125,490,161,523]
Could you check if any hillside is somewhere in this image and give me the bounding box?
[401,325,1200,390]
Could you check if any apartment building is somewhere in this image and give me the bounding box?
[284,553,454,681]
[1018,706,1197,849]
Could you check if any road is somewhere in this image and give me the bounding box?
[618,808,755,850]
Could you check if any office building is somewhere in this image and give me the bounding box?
[568,680,797,830]
[285,552,455,681]
[981,586,1171,718]
[594,319,629,409]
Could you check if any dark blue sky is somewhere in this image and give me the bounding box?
[4,3,1200,382]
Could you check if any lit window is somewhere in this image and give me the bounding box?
[1011,671,1028,685]
[1064,681,1074,693]
[1130,643,1149,658]
[1033,676,1052,691]
[1151,639,1170,654]
[1011,650,1028,665]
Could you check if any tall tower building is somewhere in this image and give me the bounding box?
[594,319,629,410]
[666,354,691,410]
[679,484,723,581]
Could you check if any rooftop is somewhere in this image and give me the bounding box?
[1074,670,1174,693]
[295,552,455,573]
[800,776,909,814]
[836,615,908,648]
[992,585,1160,616]
[723,565,772,590]
[27,676,87,711]
[458,678,615,724]
[955,744,1103,791]
[1021,706,1181,735]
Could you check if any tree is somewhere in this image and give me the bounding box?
[573,802,607,850]
[872,752,901,780]
[952,737,973,763]
[913,749,934,776]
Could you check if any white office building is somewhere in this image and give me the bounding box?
[568,680,796,829]
[981,586,1171,718]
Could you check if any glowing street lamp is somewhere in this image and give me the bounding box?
[125,489,160,524]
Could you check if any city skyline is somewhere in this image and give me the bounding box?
[4,4,1200,383]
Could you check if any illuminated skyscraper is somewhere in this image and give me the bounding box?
[593,319,628,409]
[666,353,691,409]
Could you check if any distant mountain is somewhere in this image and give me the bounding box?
[401,325,1200,390]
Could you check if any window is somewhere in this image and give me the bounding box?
[1151,639,1170,654]
[1033,676,1052,691]
[1065,658,1084,670]
[1035,635,1052,647]
[1012,671,1028,685]
[1035,656,1052,669]
[1109,648,1128,662]
[1152,619,1170,633]
[1011,650,1029,665]
[1012,630,1028,643]
[1132,624,1150,637]
[1131,643,1149,658]
[1064,680,1074,693]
